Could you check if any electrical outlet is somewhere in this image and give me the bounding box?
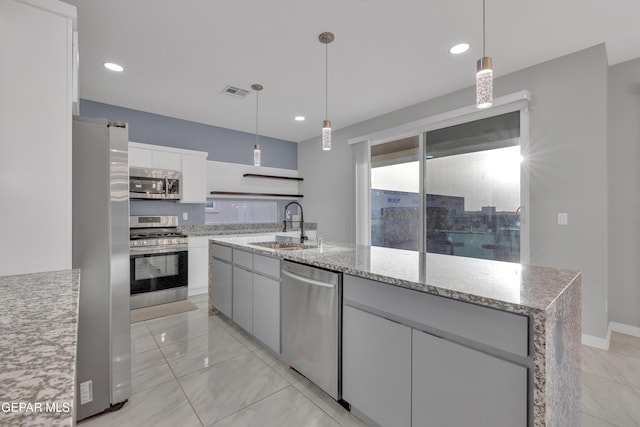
[557,212,568,225]
[182,212,188,221]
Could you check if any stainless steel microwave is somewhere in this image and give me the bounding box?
[129,167,182,200]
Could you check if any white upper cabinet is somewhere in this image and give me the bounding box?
[152,150,182,171]
[128,146,153,168]
[181,153,207,203]
[0,0,77,275]
[128,142,208,203]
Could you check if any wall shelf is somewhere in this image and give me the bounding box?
[243,173,303,181]
[210,191,303,198]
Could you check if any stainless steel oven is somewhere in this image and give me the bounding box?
[130,215,188,309]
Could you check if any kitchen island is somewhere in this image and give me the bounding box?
[0,269,80,426]
[208,235,581,427]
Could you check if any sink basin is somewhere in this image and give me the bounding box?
[249,241,317,250]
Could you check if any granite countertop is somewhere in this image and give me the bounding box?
[0,269,80,427]
[211,234,580,316]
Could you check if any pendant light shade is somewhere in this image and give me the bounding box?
[322,120,331,151]
[252,83,263,166]
[476,0,493,109]
[319,32,334,151]
[476,57,493,108]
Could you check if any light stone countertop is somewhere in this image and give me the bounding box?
[0,269,80,427]
[210,234,579,316]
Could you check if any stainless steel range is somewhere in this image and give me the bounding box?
[129,215,188,309]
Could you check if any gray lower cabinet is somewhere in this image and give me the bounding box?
[343,305,412,427]
[343,274,529,427]
[220,248,281,354]
[211,257,232,318]
[232,266,253,333]
[412,329,527,427]
[252,273,280,353]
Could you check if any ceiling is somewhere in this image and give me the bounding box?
[66,0,640,143]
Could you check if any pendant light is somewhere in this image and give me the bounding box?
[252,83,263,166]
[319,32,334,151]
[476,0,493,109]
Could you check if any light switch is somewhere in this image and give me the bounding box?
[557,212,568,225]
[182,212,188,221]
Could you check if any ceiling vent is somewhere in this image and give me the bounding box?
[222,85,251,98]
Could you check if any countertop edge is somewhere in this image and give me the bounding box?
[209,237,579,316]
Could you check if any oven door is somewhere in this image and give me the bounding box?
[130,250,188,295]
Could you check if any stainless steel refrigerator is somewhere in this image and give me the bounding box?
[73,116,131,420]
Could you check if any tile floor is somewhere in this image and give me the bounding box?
[79,294,366,427]
[79,294,640,427]
[582,332,640,426]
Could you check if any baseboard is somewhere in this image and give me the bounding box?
[608,321,640,338]
[582,332,610,350]
[187,286,207,297]
[581,321,640,349]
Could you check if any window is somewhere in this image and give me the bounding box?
[425,112,521,262]
[358,95,529,263]
[370,137,420,250]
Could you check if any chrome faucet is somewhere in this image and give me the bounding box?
[282,201,308,244]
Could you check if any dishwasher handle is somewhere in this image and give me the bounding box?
[281,269,336,289]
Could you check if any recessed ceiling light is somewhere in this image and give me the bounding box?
[294,116,305,122]
[103,62,124,72]
[449,43,470,55]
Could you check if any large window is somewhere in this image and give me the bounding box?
[365,107,525,263]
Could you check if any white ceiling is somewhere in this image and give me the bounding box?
[66,0,640,143]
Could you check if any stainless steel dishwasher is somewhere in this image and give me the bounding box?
[281,260,342,401]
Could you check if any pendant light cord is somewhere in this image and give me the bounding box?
[325,42,329,121]
[255,90,259,146]
[482,0,486,57]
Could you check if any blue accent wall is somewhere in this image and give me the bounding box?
[79,99,297,170]
[80,99,298,225]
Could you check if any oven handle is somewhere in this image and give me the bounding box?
[129,250,188,258]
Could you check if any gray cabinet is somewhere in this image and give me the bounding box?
[343,305,411,427]
[232,265,253,333]
[343,274,530,427]
[252,273,280,353]
[211,257,232,318]
[412,329,527,427]
[229,249,281,353]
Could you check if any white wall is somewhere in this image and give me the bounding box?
[0,0,75,275]
[299,44,610,338]
[608,57,640,329]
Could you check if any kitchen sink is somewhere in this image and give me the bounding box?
[249,241,317,250]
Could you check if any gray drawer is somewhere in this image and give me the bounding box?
[211,243,232,262]
[344,274,528,358]
[233,248,253,270]
[253,254,280,279]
